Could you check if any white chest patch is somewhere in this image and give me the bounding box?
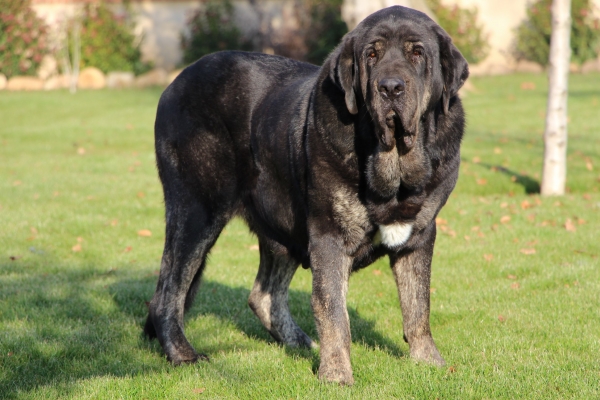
[377,222,413,248]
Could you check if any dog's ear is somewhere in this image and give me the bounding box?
[436,27,469,115]
[329,35,358,115]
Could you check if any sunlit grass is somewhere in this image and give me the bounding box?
[1,74,599,399]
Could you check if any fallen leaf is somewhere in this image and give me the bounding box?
[471,226,480,231]
[520,200,532,209]
[507,274,517,280]
[435,217,448,225]
[472,156,481,164]
[484,254,493,261]
[585,158,593,171]
[494,147,502,154]
[464,235,470,241]
[430,288,437,293]
[564,219,576,232]
[520,81,535,90]
[30,227,38,235]
[137,229,152,237]
[577,218,586,225]
[72,243,82,252]
[137,191,145,198]
[33,193,39,199]
[553,201,562,207]
[13,180,22,186]
[124,246,132,253]
[511,282,520,289]
[527,240,538,246]
[153,270,160,276]
[372,269,382,276]
[477,231,485,238]
[527,213,536,222]
[53,191,60,197]
[77,237,83,243]
[376,292,384,297]
[520,248,536,255]
[498,315,505,322]
[77,147,86,155]
[9,255,22,261]
[86,196,95,200]
[510,176,517,182]
[476,178,487,185]
[583,194,591,200]
[447,230,457,238]
[512,238,519,243]
[500,202,508,208]
[110,219,118,227]
[500,215,511,224]
[248,244,259,251]
[447,366,457,373]
[193,388,206,394]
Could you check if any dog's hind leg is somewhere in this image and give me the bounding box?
[144,193,230,365]
[248,242,315,348]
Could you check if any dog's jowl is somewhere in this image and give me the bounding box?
[144,6,468,385]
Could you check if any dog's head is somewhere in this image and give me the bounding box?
[328,6,468,196]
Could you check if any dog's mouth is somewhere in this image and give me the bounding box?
[381,109,415,151]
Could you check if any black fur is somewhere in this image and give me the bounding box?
[144,6,468,385]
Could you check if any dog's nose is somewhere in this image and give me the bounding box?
[378,78,405,99]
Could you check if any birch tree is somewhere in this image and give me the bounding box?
[541,0,571,196]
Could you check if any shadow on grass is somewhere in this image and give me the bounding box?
[477,162,541,194]
[1,263,404,398]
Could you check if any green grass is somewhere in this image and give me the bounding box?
[1,74,599,399]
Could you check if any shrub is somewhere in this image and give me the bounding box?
[76,3,150,75]
[0,0,50,78]
[426,0,490,64]
[181,0,252,65]
[305,0,348,65]
[514,0,600,67]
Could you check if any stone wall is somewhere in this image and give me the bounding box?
[29,0,600,74]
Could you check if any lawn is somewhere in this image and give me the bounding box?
[0,73,599,399]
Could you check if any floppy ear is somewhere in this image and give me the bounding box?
[329,35,358,115]
[436,27,469,115]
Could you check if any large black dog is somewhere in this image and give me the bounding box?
[145,6,468,385]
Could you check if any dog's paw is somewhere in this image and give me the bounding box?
[410,339,446,367]
[168,349,209,366]
[318,365,355,386]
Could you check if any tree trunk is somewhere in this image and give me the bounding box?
[541,0,571,196]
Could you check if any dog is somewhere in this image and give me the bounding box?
[144,5,468,385]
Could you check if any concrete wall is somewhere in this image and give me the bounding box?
[32,0,600,73]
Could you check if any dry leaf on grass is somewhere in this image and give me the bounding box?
[192,388,206,394]
[500,215,511,224]
[472,156,481,163]
[564,219,576,232]
[137,191,146,198]
[77,147,86,155]
[137,229,152,237]
[248,244,259,250]
[498,315,505,322]
[476,178,487,185]
[585,158,593,171]
[72,243,82,252]
[484,254,493,261]
[435,217,447,225]
[507,274,517,280]
[511,282,520,289]
[124,246,132,253]
[520,248,536,255]
[372,269,382,276]
[520,81,535,90]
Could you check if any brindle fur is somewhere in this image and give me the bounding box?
[144,6,468,385]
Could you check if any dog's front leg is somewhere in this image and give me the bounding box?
[309,234,354,385]
[390,222,445,366]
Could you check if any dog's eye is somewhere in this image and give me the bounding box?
[368,51,377,59]
[412,47,423,57]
